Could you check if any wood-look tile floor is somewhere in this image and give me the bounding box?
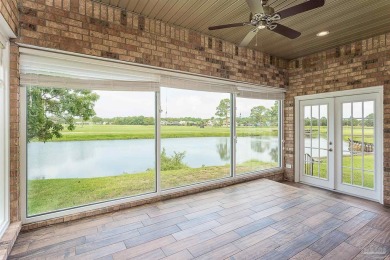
[10,179,390,260]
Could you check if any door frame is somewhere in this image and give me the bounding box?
[294,86,384,204]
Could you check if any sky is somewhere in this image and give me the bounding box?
[93,89,277,119]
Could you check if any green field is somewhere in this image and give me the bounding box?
[34,125,278,142]
[27,160,277,215]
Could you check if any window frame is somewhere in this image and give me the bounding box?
[20,49,285,224]
[0,36,10,238]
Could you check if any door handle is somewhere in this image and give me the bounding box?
[329,148,333,152]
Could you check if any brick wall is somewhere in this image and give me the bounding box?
[9,43,20,223]
[0,0,18,35]
[284,33,390,206]
[18,0,288,84]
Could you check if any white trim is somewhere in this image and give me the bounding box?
[0,34,11,239]
[294,86,383,101]
[294,86,384,204]
[0,15,16,39]
[18,45,286,95]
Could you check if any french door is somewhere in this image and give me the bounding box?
[298,91,382,202]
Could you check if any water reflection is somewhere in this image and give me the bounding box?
[216,139,230,161]
[250,138,270,153]
[269,147,279,163]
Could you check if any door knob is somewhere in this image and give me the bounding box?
[329,148,333,152]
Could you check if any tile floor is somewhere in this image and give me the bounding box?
[9,179,390,259]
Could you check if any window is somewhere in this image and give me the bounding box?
[26,87,156,216]
[161,88,231,189]
[236,98,280,174]
[20,49,284,220]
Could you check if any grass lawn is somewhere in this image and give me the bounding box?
[27,160,277,215]
[306,154,374,188]
[38,125,278,142]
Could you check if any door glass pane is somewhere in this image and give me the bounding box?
[363,171,374,189]
[27,87,156,216]
[160,88,231,189]
[353,169,363,186]
[319,105,328,149]
[343,167,352,185]
[236,99,280,175]
[342,100,375,189]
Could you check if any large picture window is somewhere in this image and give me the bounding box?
[26,88,156,216]
[20,49,284,219]
[160,88,231,189]
[236,98,280,174]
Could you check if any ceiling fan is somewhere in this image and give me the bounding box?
[208,0,325,46]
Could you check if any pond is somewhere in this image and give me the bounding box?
[27,136,279,180]
[27,136,351,180]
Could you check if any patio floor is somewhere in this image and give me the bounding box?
[9,179,390,259]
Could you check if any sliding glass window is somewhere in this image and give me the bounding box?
[236,98,280,174]
[160,87,231,189]
[26,87,156,216]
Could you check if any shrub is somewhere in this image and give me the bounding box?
[161,148,188,171]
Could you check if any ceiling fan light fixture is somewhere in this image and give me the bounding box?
[257,21,267,30]
[316,31,329,37]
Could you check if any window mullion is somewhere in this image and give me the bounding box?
[231,93,236,178]
[156,91,161,194]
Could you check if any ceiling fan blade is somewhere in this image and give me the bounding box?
[268,23,301,39]
[246,0,263,14]
[276,0,325,20]
[239,29,257,47]
[208,22,247,30]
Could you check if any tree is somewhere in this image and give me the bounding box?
[250,105,267,126]
[215,99,230,126]
[264,101,279,126]
[27,87,99,142]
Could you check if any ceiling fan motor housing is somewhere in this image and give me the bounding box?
[251,6,279,28]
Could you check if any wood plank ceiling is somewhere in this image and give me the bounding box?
[95,0,390,59]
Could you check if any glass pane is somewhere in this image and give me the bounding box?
[236,99,280,175]
[319,105,328,149]
[342,167,352,184]
[353,169,363,186]
[353,102,362,118]
[27,87,156,216]
[343,103,351,119]
[311,136,320,148]
[161,88,230,189]
[363,154,374,172]
[319,160,327,179]
[312,162,320,177]
[364,101,374,118]
[342,154,352,168]
[363,171,374,189]
[344,136,352,152]
[353,153,363,169]
[311,105,319,128]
